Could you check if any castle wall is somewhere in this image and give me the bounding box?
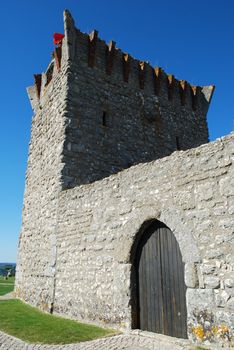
[61,11,213,188]
[15,10,232,346]
[54,133,234,344]
[15,56,69,311]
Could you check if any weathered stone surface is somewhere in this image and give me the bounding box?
[226,297,234,310]
[225,278,234,288]
[185,263,199,288]
[195,183,214,202]
[187,289,215,310]
[201,263,216,275]
[219,177,234,197]
[215,290,230,307]
[16,131,234,345]
[15,10,233,348]
[204,276,220,289]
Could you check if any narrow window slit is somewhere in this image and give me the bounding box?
[176,136,180,150]
[102,111,107,127]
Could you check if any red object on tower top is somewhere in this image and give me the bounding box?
[53,33,65,46]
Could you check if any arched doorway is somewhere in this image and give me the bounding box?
[132,220,187,338]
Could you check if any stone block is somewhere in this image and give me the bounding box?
[185,263,198,288]
[204,276,220,289]
[186,288,215,310]
[215,290,230,307]
[227,297,234,310]
[195,183,214,202]
[225,278,234,288]
[219,176,234,197]
[201,263,216,275]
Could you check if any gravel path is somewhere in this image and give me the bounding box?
[0,329,229,350]
[0,297,229,349]
[0,330,195,350]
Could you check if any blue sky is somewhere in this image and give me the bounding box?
[0,0,233,262]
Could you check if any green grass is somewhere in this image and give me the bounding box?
[0,276,15,295]
[0,285,14,296]
[0,276,15,284]
[0,300,114,344]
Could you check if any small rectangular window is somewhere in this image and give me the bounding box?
[176,136,180,150]
[102,111,107,127]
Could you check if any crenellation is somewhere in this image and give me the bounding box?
[29,10,214,125]
[73,29,88,67]
[191,85,199,111]
[122,53,131,82]
[201,85,215,106]
[54,46,62,71]
[138,61,145,89]
[34,74,42,98]
[27,7,215,136]
[172,78,188,108]
[153,66,163,95]
[45,61,54,86]
[128,55,144,89]
[63,9,76,62]
[88,30,98,68]
[59,20,212,184]
[105,40,116,75]
[144,63,154,95]
[167,74,175,101]
[179,80,188,106]
[94,37,110,74]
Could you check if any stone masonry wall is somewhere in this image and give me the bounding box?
[15,10,232,346]
[61,11,213,188]
[54,133,234,344]
[15,46,69,311]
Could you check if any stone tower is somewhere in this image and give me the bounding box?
[27,10,214,190]
[16,11,234,345]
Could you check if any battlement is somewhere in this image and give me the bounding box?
[26,9,215,188]
[27,10,214,113]
[27,46,63,112]
[17,11,233,343]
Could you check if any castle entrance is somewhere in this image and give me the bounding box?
[134,220,187,338]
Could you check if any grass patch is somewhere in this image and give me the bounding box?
[0,276,15,295]
[0,300,114,344]
[0,276,15,285]
[0,285,14,296]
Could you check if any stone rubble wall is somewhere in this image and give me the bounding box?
[15,10,233,346]
[61,10,212,188]
[15,62,69,312]
[55,133,234,344]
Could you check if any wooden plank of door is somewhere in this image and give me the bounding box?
[159,227,169,335]
[175,238,187,338]
[148,233,153,331]
[166,227,174,336]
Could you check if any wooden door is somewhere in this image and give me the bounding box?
[136,221,187,338]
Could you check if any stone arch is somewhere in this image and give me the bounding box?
[127,209,201,330]
[159,208,201,264]
[123,206,200,265]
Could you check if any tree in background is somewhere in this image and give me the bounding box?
[0,265,15,279]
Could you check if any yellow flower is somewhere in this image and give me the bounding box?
[212,326,218,334]
[192,325,204,340]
